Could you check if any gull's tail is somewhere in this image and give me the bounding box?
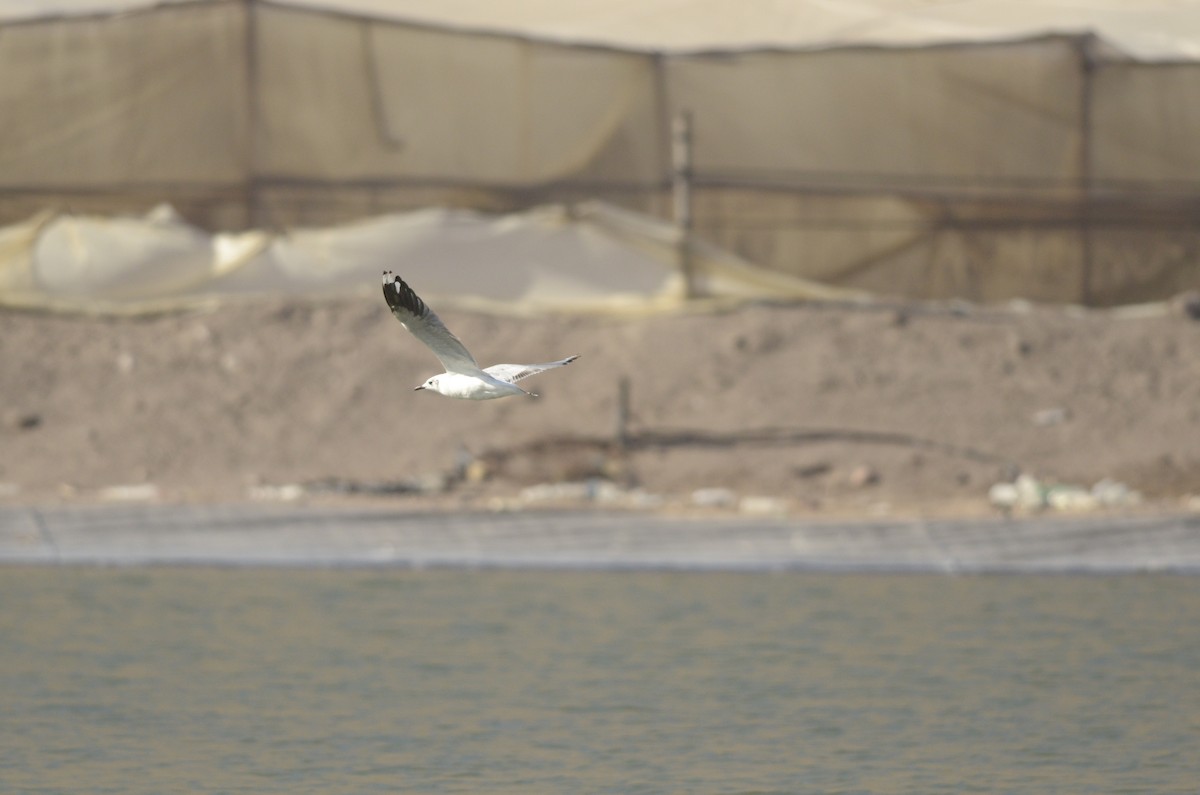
[482,355,579,386]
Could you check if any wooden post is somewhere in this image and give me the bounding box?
[244,0,260,230]
[1077,35,1096,306]
[615,376,631,451]
[671,110,696,299]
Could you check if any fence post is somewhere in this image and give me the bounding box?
[1077,35,1096,306]
[671,110,696,299]
[615,377,631,451]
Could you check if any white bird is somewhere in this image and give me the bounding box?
[382,271,579,400]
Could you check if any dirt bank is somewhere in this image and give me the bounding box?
[3,292,1200,517]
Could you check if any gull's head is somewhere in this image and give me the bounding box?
[415,376,438,392]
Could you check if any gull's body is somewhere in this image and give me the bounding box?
[382,271,578,400]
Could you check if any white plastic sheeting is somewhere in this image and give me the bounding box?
[275,0,1200,61]
[5,1,1200,61]
[0,202,858,314]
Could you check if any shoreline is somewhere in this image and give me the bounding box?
[3,503,1199,573]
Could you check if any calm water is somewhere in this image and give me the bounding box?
[2,568,1198,794]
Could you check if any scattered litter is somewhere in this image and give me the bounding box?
[613,491,663,509]
[739,496,789,516]
[691,487,737,509]
[520,482,593,502]
[519,480,661,508]
[99,483,160,501]
[248,484,305,501]
[987,481,1021,510]
[1012,473,1045,508]
[1046,485,1096,512]
[989,474,1141,513]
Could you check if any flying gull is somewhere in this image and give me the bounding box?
[382,271,578,400]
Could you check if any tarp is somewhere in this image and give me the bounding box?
[0,202,860,314]
[6,1,1200,61]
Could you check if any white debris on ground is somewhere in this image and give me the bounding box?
[98,483,161,501]
[737,496,791,516]
[690,487,737,509]
[516,480,663,509]
[247,484,306,502]
[688,489,791,515]
[988,473,1142,513]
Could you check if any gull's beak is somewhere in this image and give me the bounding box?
[413,385,425,391]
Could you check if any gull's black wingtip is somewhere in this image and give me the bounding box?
[381,270,427,316]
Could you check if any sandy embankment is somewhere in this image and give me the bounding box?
[3,294,1200,519]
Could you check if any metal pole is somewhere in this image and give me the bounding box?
[1077,35,1096,306]
[243,0,261,230]
[671,110,696,299]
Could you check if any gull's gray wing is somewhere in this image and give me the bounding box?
[483,355,579,384]
[382,272,481,375]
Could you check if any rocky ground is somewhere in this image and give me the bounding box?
[3,291,1200,519]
